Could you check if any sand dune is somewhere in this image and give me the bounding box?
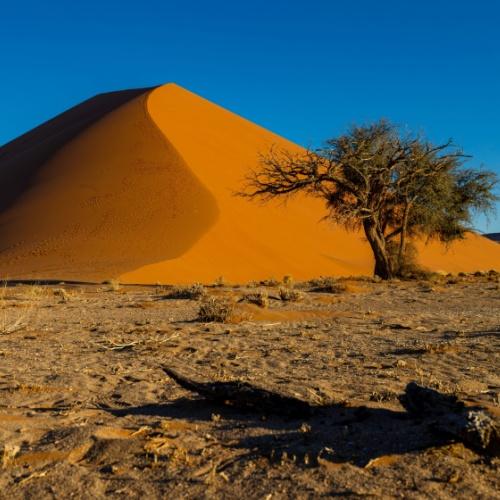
[0,83,498,283]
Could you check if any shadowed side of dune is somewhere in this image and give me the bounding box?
[0,90,219,281]
[0,88,153,214]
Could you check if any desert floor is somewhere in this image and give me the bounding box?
[0,274,498,499]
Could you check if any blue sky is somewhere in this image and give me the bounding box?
[1,0,499,231]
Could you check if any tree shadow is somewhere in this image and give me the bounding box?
[230,407,447,467]
[103,397,451,468]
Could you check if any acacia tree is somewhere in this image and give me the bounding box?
[240,120,498,279]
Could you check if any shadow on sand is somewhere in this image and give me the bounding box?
[104,397,450,467]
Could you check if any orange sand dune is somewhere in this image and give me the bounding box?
[0,83,498,283]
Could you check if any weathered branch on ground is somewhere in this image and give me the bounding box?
[163,368,498,455]
[162,366,312,417]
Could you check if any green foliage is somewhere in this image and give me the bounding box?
[241,120,498,279]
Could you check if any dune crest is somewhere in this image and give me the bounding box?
[0,83,498,283]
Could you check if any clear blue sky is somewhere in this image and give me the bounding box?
[1,0,499,231]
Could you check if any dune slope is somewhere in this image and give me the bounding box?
[0,83,498,283]
[0,88,218,281]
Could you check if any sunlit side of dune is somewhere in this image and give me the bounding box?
[120,84,375,283]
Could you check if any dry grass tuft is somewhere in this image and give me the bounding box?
[259,277,280,287]
[309,277,347,294]
[369,389,399,402]
[2,443,20,467]
[53,288,70,303]
[213,276,226,287]
[278,287,303,302]
[103,279,121,291]
[0,283,44,335]
[239,290,269,308]
[197,296,235,322]
[164,284,206,300]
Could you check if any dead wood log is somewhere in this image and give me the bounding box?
[162,366,312,417]
[400,382,499,456]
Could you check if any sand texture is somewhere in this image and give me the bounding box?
[0,274,498,497]
[0,83,499,283]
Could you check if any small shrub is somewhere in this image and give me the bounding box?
[278,287,303,302]
[164,284,206,300]
[103,279,121,291]
[259,277,280,287]
[282,275,294,287]
[240,290,269,308]
[213,276,226,287]
[369,389,399,402]
[53,288,70,303]
[309,276,346,293]
[197,296,234,322]
[0,283,41,335]
[387,242,433,280]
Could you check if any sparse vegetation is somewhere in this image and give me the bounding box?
[239,290,269,308]
[197,296,234,322]
[53,288,70,303]
[0,283,44,335]
[278,287,303,302]
[213,276,226,287]
[259,277,280,287]
[370,389,399,402]
[164,283,206,300]
[386,241,433,279]
[308,276,347,293]
[103,279,121,291]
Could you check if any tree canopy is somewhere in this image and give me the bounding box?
[240,120,498,279]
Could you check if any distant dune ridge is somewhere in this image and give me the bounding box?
[485,233,500,243]
[0,83,498,283]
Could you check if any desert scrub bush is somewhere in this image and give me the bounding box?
[239,290,269,308]
[278,287,303,302]
[309,276,347,293]
[164,283,206,300]
[0,283,41,335]
[259,277,280,287]
[213,276,226,287]
[369,389,399,402]
[282,275,294,287]
[52,288,70,303]
[386,242,434,280]
[197,296,235,322]
[103,279,121,291]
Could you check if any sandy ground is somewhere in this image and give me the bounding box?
[0,273,499,499]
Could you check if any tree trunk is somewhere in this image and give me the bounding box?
[363,220,393,279]
[397,201,410,273]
